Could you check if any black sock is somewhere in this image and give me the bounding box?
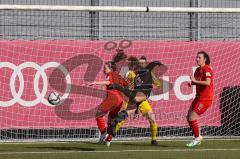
[114,110,128,123]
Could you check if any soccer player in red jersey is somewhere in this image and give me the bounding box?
[187,51,214,147]
[88,51,128,146]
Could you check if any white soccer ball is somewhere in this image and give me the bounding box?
[48,92,61,105]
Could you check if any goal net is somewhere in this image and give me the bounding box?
[0,4,240,141]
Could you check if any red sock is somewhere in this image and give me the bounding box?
[96,116,105,134]
[106,135,112,142]
[188,120,199,138]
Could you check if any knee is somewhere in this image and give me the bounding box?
[186,112,193,121]
[134,97,141,103]
[187,111,199,121]
[146,112,155,124]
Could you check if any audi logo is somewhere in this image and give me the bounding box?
[0,62,71,107]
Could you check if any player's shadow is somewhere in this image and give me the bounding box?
[29,146,95,151]
[82,141,99,145]
[120,142,184,148]
[80,141,183,148]
[82,141,184,148]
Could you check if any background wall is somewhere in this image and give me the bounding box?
[1,0,240,40]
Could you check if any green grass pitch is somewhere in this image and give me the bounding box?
[0,139,239,159]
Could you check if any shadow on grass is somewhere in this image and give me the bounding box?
[119,142,185,148]
[82,141,99,145]
[82,141,185,148]
[28,146,95,151]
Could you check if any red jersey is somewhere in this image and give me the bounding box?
[106,72,128,94]
[194,65,214,101]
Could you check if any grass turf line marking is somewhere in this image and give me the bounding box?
[0,149,240,155]
[1,138,240,144]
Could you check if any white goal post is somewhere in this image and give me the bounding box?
[0,5,240,13]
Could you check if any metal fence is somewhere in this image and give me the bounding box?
[0,0,240,40]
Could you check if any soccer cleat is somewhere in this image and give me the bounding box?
[186,136,203,147]
[106,141,111,147]
[98,131,108,144]
[151,140,158,145]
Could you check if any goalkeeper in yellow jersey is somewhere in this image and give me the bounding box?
[113,56,161,145]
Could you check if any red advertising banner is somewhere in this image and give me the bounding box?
[0,40,240,129]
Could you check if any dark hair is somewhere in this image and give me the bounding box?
[139,56,147,61]
[105,61,116,71]
[128,56,140,71]
[198,51,210,65]
[112,49,127,63]
[106,49,127,71]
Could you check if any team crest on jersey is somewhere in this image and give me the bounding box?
[198,104,204,110]
[206,72,211,76]
[136,76,143,86]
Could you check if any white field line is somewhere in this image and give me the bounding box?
[0,149,240,155]
[0,138,240,145]
[0,138,240,144]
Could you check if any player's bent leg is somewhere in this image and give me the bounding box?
[107,105,121,138]
[108,110,128,137]
[96,109,108,136]
[145,112,158,145]
[114,105,138,132]
[135,92,147,103]
[186,100,212,147]
[115,120,125,132]
[139,100,158,145]
[186,110,201,147]
[96,116,108,144]
[105,135,112,147]
[108,96,145,137]
[96,116,106,134]
[106,121,113,147]
[114,101,128,134]
[108,107,137,137]
[150,123,158,146]
[96,94,121,144]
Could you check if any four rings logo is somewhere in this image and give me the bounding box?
[0,40,174,120]
[104,40,132,51]
[0,62,71,107]
[0,55,170,109]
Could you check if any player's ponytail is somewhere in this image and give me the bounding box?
[198,51,210,65]
[112,49,127,63]
[106,49,127,71]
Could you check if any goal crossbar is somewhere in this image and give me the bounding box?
[1,5,240,13]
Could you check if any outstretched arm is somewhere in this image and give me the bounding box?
[88,80,110,86]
